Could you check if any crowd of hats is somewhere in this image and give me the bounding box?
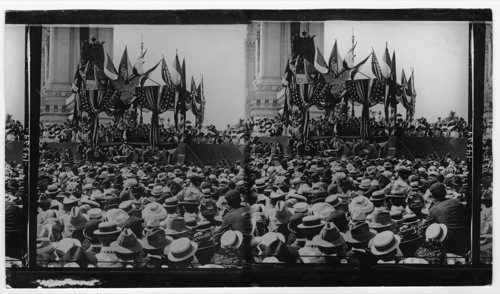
[243,147,473,265]
[5,118,493,268]
[30,155,254,268]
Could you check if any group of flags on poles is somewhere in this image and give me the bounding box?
[281,36,417,141]
[72,46,206,148]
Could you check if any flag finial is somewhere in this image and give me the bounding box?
[141,34,144,54]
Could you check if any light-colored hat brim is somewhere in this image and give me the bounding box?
[370,235,401,255]
[167,241,198,262]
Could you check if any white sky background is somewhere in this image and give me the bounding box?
[324,21,469,121]
[113,25,247,129]
[5,21,469,127]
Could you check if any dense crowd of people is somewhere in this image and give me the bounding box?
[5,143,485,268]
[37,118,248,146]
[3,110,492,269]
[248,112,471,139]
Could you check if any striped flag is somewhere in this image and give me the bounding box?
[135,86,167,147]
[161,57,173,90]
[133,49,147,75]
[371,49,385,82]
[314,47,329,74]
[71,64,83,93]
[104,53,119,80]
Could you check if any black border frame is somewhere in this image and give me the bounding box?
[5,9,493,287]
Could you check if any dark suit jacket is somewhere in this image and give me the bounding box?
[422,198,467,254]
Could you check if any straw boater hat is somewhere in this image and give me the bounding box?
[359,179,372,190]
[163,197,180,209]
[293,202,309,214]
[87,208,104,220]
[167,237,198,262]
[297,215,326,230]
[312,222,345,248]
[150,185,164,197]
[325,194,342,208]
[118,200,136,215]
[348,196,374,214]
[253,178,268,190]
[370,231,401,256]
[220,230,243,248]
[45,184,61,196]
[110,228,143,254]
[370,190,386,202]
[93,221,121,236]
[425,223,448,242]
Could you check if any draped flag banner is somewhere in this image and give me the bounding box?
[79,65,120,149]
[71,41,205,149]
[136,85,175,148]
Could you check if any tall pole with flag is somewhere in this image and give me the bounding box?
[139,34,144,125]
[351,28,356,117]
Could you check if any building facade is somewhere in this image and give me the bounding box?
[40,26,114,123]
[244,22,324,120]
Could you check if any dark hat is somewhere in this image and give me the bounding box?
[163,197,180,208]
[325,210,348,232]
[312,222,345,248]
[344,222,377,244]
[37,194,52,205]
[110,228,143,254]
[122,217,144,238]
[142,228,173,250]
[224,189,241,200]
[83,219,101,242]
[369,210,396,231]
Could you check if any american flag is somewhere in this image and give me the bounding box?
[161,57,174,90]
[134,85,174,147]
[371,50,385,83]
